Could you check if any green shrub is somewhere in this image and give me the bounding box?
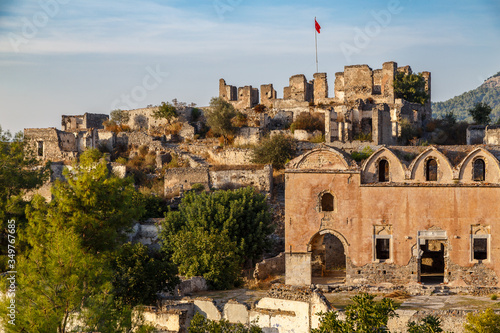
[190,183,205,193]
[464,308,500,333]
[115,157,127,165]
[232,112,248,127]
[351,146,374,162]
[393,71,429,105]
[152,101,178,121]
[354,132,372,142]
[251,134,296,169]
[110,242,178,306]
[161,187,273,290]
[188,312,263,333]
[290,112,324,133]
[407,315,443,333]
[312,293,398,333]
[191,108,202,122]
[309,133,325,143]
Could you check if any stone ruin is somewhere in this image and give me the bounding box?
[220,61,432,145]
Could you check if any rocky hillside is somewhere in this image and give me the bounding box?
[432,72,500,121]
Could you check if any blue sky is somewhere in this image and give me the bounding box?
[0,0,499,133]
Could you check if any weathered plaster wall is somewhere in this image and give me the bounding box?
[285,147,500,286]
[484,125,500,144]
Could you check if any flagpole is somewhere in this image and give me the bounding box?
[315,17,318,73]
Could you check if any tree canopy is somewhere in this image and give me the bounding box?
[152,101,178,122]
[312,293,398,333]
[0,149,172,332]
[48,149,144,253]
[205,97,236,139]
[251,133,296,169]
[110,109,130,125]
[468,102,493,125]
[161,187,273,289]
[0,127,48,271]
[464,308,500,333]
[393,72,430,105]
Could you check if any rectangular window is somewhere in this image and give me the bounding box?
[375,238,390,260]
[473,237,488,260]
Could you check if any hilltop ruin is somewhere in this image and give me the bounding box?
[220,61,431,145]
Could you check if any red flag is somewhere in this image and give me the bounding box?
[315,18,321,34]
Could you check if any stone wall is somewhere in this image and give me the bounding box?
[164,167,210,195]
[24,128,78,161]
[61,113,108,131]
[164,164,273,194]
[61,115,84,131]
[96,129,116,152]
[484,125,500,144]
[122,106,194,132]
[136,291,500,333]
[116,131,165,151]
[209,164,273,192]
[207,148,254,165]
[285,146,500,287]
[128,218,163,250]
[254,252,285,280]
[84,113,109,129]
[145,285,330,333]
[234,127,261,146]
[219,61,430,146]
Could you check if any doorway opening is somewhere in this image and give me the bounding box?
[310,232,346,284]
[420,239,445,284]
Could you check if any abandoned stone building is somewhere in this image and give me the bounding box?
[285,144,500,287]
[220,61,431,145]
[24,113,110,161]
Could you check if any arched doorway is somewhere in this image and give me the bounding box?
[310,231,346,284]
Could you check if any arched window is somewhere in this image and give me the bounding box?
[473,159,485,181]
[378,159,389,182]
[426,159,438,181]
[321,193,334,212]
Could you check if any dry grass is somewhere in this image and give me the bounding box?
[244,275,283,291]
[384,290,411,300]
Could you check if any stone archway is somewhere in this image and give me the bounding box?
[309,230,347,284]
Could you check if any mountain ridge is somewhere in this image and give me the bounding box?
[432,72,500,121]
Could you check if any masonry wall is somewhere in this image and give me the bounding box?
[24,128,77,161]
[84,113,109,129]
[467,126,486,145]
[209,164,273,193]
[285,170,500,286]
[164,167,210,195]
[484,125,500,144]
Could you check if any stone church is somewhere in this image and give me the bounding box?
[285,145,500,287]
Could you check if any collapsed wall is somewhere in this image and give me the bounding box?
[164,164,273,196]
